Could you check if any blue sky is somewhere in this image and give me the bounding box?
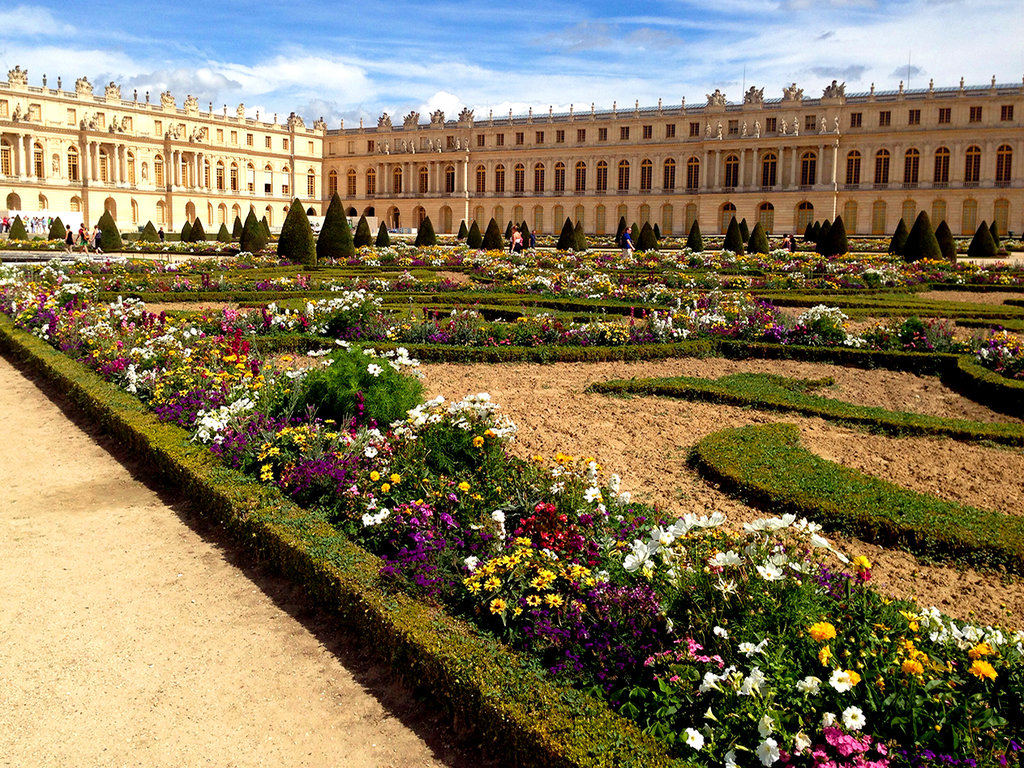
[2,0,1021,127]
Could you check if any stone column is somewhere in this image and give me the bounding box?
[23,135,36,179]
[790,147,799,187]
[92,141,101,181]
[738,148,746,189]
[713,150,720,191]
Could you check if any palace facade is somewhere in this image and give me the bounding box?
[3,64,1023,239]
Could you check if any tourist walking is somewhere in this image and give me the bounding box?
[621,226,634,257]
[92,226,103,254]
[64,225,74,254]
[509,226,523,254]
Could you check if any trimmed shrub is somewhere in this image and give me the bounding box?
[187,218,206,242]
[686,219,703,252]
[520,221,532,247]
[967,222,997,258]
[630,222,640,238]
[902,211,941,262]
[738,218,750,243]
[815,220,831,254]
[820,214,848,257]
[466,220,484,249]
[636,221,658,251]
[140,221,159,243]
[809,220,821,245]
[653,222,661,240]
[216,223,232,243]
[414,216,437,247]
[935,220,957,261]
[573,220,587,252]
[232,215,243,240]
[240,209,268,253]
[888,218,909,255]
[260,216,271,240]
[802,222,813,243]
[317,192,355,261]
[723,216,744,254]
[47,217,65,241]
[277,198,317,265]
[989,219,1001,247]
[180,220,192,243]
[353,215,373,247]
[8,216,28,241]
[97,210,123,251]
[747,221,770,254]
[375,221,391,247]
[556,217,576,251]
[504,220,514,239]
[457,220,468,240]
[615,216,628,244]
[481,218,503,250]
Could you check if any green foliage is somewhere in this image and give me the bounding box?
[466,220,484,249]
[353,215,373,247]
[457,220,468,239]
[989,219,1001,247]
[520,221,531,246]
[240,209,268,253]
[652,223,661,240]
[414,216,437,247]
[232,215,243,240]
[573,220,587,252]
[180,220,192,243]
[260,216,271,239]
[317,192,356,261]
[187,218,206,242]
[216,223,232,243]
[97,210,123,251]
[47,217,65,241]
[820,214,848,257]
[636,221,658,251]
[802,222,813,243]
[295,347,424,427]
[8,215,27,241]
[685,219,703,252]
[723,216,744,254]
[481,218,503,250]
[967,222,997,258]
[277,198,317,265]
[140,221,159,243]
[746,221,769,254]
[889,217,909,255]
[815,219,830,254]
[556,217,576,250]
[902,211,941,262]
[738,218,749,243]
[935,219,957,261]
[630,222,639,239]
[375,221,391,247]
[809,220,821,244]
[615,216,628,244]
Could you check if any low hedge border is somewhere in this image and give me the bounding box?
[0,316,690,768]
[690,423,1024,573]
[586,373,1024,445]
[945,356,1024,418]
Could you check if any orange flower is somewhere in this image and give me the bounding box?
[968,659,997,681]
[901,659,924,675]
[968,642,994,659]
[809,622,837,642]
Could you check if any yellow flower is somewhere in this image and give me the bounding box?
[381,483,391,493]
[846,670,862,686]
[260,464,274,482]
[389,473,401,484]
[472,435,484,448]
[512,606,523,617]
[525,595,542,607]
[902,659,925,675]
[818,645,832,665]
[489,598,507,614]
[370,471,380,482]
[484,576,501,590]
[968,642,994,659]
[458,481,470,492]
[544,594,564,608]
[968,659,997,681]
[809,622,837,642]
[852,555,872,571]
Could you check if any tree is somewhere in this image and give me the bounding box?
[520,221,532,248]
[809,220,822,245]
[630,222,640,239]
[375,221,391,247]
[637,221,658,251]
[653,222,662,240]
[815,220,831,254]
[180,220,192,242]
[820,215,848,257]
[140,221,159,243]
[802,222,814,243]
[615,216,628,244]
[353,215,373,247]
[187,218,206,242]
[8,216,27,240]
[747,221,770,254]
[482,218,504,250]
[260,216,271,240]
[988,219,1001,248]
[556,217,576,250]
[967,221,997,258]
[686,219,703,252]
[935,220,957,262]
[316,192,355,260]
[414,215,437,247]
[97,210,123,251]
[47,216,65,241]
[573,220,588,252]
[277,197,316,265]
[466,220,484,249]
[723,216,745,254]
[240,209,268,253]
[216,223,232,243]
[902,211,941,262]
[457,220,468,240]
[739,218,750,243]
[888,218,909,255]
[232,215,243,240]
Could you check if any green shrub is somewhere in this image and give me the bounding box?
[216,223,232,243]
[520,221,531,247]
[180,220,192,243]
[232,215,243,240]
[615,216,628,245]
[809,220,821,245]
[47,216,66,241]
[8,215,28,241]
[573,220,587,252]
[902,211,941,262]
[637,221,658,251]
[685,219,703,252]
[375,222,391,247]
[653,222,661,240]
[240,209,268,253]
[97,210,123,251]
[295,347,424,427]
[935,219,957,261]
[747,221,769,254]
[723,216,744,254]
[457,220,468,240]
[482,218,503,250]
[802,221,813,243]
[467,220,484,249]
[738,218,749,243]
[261,216,271,240]
[353,215,373,247]
[278,198,316,265]
[187,218,206,242]
[815,220,831,254]
[820,214,848,257]
[317,192,356,260]
[989,219,1001,247]
[140,221,159,243]
[888,217,908,255]
[556,217,575,250]
[967,222,997,258]
[414,216,437,247]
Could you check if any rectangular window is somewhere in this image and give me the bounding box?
[246,133,254,146]
[728,120,739,136]
[307,175,315,196]
[346,141,354,153]
[765,117,777,133]
[908,109,920,125]
[596,163,607,191]
[95,112,105,129]
[515,131,524,145]
[689,122,700,137]
[230,166,238,191]
[0,100,7,117]
[938,107,951,124]
[1001,104,1014,121]
[496,133,505,146]
[535,130,544,144]
[642,124,652,139]
[66,108,76,124]
[216,129,224,142]
[154,120,162,134]
[849,112,862,128]
[969,106,982,122]
[556,129,565,143]
[266,136,273,148]
[230,130,238,144]
[878,111,891,127]
[282,184,289,196]
[476,134,485,147]
[805,115,816,131]
[598,127,608,141]
[367,139,375,152]
[620,126,629,140]
[282,138,289,150]
[28,103,41,120]
[308,141,314,153]
[577,128,586,142]
[665,124,675,138]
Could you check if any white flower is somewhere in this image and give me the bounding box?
[756,563,786,581]
[364,445,378,458]
[491,510,505,524]
[758,713,775,738]
[715,578,738,596]
[829,669,857,692]
[843,706,866,731]
[617,491,631,504]
[584,486,603,503]
[821,712,838,727]
[725,750,739,768]
[713,626,729,639]
[794,732,812,753]
[367,363,383,377]
[740,666,768,696]
[683,728,704,751]
[710,550,743,567]
[796,675,822,694]
[757,737,780,766]
[463,556,479,572]
[608,473,621,492]
[699,671,723,693]
[739,638,769,657]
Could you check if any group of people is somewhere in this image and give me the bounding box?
[1,215,55,234]
[507,226,536,253]
[62,224,104,255]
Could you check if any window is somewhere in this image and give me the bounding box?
[938,107,951,124]
[419,166,429,194]
[874,149,890,185]
[901,199,917,224]
[1001,105,1014,121]
[932,199,946,228]
[728,120,739,136]
[67,108,76,124]
[720,203,737,234]
[843,201,858,234]
[758,202,775,234]
[535,131,544,144]
[934,147,950,184]
[216,162,225,190]
[577,128,586,142]
[642,124,653,139]
[665,124,675,138]
[554,162,565,192]
[126,152,136,185]
[366,168,376,195]
[445,165,455,193]
[281,183,289,196]
[514,163,525,193]
[689,122,700,137]
[620,126,630,140]
[994,198,1010,235]
[0,143,10,176]
[230,130,238,144]
[95,113,106,129]
[574,161,586,192]
[846,150,862,186]
[154,155,164,186]
[996,145,1013,185]
[496,133,505,146]
[230,164,238,192]
[904,149,920,185]
[804,115,816,132]
[32,145,43,178]
[246,133,254,146]
[765,117,777,133]
[283,138,290,150]
[761,152,777,187]
[0,100,7,117]
[686,157,700,190]
[964,145,981,184]
[154,120,163,135]
[969,106,982,123]
[367,140,375,152]
[494,164,505,193]
[908,109,920,125]
[724,154,739,188]
[555,130,565,143]
[849,112,862,128]
[515,132,524,145]
[534,163,545,192]
[961,199,977,235]
[347,169,357,196]
[663,158,676,190]
[598,127,608,141]
[617,160,630,190]
[800,152,817,186]
[392,166,403,194]
[878,111,891,127]
[346,141,354,153]
[327,170,338,196]
[475,165,486,194]
[595,161,607,191]
[871,200,887,235]
[476,134,485,147]
[307,171,316,197]
[216,129,224,142]
[640,158,653,190]
[266,136,273,148]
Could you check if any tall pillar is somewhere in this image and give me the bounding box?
[791,147,799,187]
[23,135,35,179]
[738,148,746,189]
[713,150,721,191]
[91,141,100,181]
[110,145,119,185]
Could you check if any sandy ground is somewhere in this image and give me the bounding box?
[0,355,482,768]
[421,357,1024,629]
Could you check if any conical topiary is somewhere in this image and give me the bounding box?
[187,218,206,242]
[802,222,814,243]
[375,221,390,247]
[989,219,1001,248]
[260,216,271,240]
[415,216,437,247]
[140,221,159,243]
[277,198,316,265]
[935,220,957,262]
[97,210,122,251]
[747,221,770,254]
[232,215,243,240]
[573,220,587,252]
[520,221,532,248]
[180,220,192,242]
[686,219,703,252]
[217,223,232,243]
[240,209,268,253]
[457,220,468,240]
[47,216,65,241]
[809,220,822,245]
[723,216,745,254]
[637,221,658,251]
[820,215,848,257]
[353,215,373,247]
[967,222,997,258]
[482,218,503,250]
[8,215,28,240]
[902,211,941,262]
[739,218,750,243]
[653,222,661,240]
[888,218,909,255]
[556,217,576,250]
[505,220,514,239]
[615,216,628,244]
[316,192,355,260]
[466,220,483,249]
[815,220,831,254]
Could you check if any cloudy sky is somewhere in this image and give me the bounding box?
[2,0,1021,127]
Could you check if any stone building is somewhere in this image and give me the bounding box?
[323,78,1024,238]
[0,66,323,231]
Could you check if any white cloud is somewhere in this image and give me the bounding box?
[418,91,464,121]
[0,4,75,38]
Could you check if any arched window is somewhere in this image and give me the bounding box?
[218,203,227,225]
[216,161,225,191]
[99,149,110,183]
[640,158,653,191]
[475,164,486,194]
[724,154,739,188]
[414,206,426,227]
[37,193,47,210]
[495,205,505,228]
[307,169,316,197]
[33,143,44,178]
[684,203,698,233]
[964,146,981,184]
[70,196,82,213]
[617,160,630,191]
[327,169,338,196]
[873,149,890,185]
[493,164,504,193]
[720,202,736,234]
[445,164,455,193]
[514,163,526,194]
[512,205,524,226]
[154,154,164,187]
[901,199,917,224]
[594,204,605,235]
[131,199,139,224]
[932,199,947,228]
[346,168,357,197]
[393,166,403,194]
[67,146,80,182]
[534,163,545,192]
[532,205,544,234]
[996,145,1013,185]
[904,148,920,186]
[993,199,1010,235]
[760,152,777,188]
[229,162,239,192]
[758,202,775,234]
[551,205,562,232]
[797,201,815,232]
[366,167,376,195]
[933,147,950,185]
[961,199,977,234]
[155,199,166,224]
[845,150,861,186]
[126,151,136,185]
[639,203,650,225]
[574,204,585,229]
[554,162,566,192]
[661,204,673,235]
[871,200,887,234]
[575,161,586,192]
[419,166,429,194]
[843,201,858,234]
[686,157,700,190]
[800,152,817,186]
[595,161,607,191]
[663,158,676,191]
